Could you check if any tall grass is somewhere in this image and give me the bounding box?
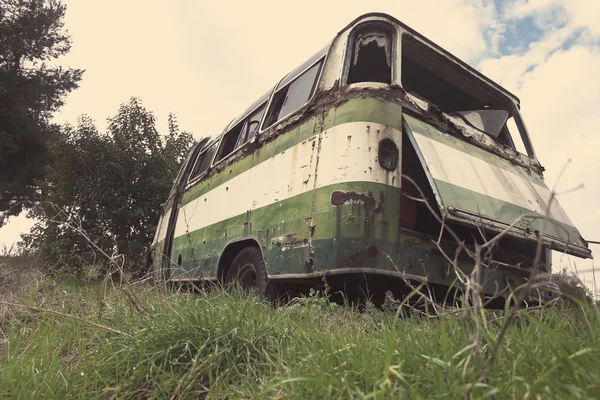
[0,270,598,399]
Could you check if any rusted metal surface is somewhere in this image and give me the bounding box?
[201,83,543,186]
[404,114,592,259]
[349,245,378,265]
[151,12,591,302]
[331,190,377,208]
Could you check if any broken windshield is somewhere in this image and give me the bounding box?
[401,34,532,156]
[449,110,509,138]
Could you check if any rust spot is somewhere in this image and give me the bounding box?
[282,240,308,249]
[185,84,542,192]
[374,190,385,214]
[349,245,378,265]
[304,257,314,273]
[331,190,376,208]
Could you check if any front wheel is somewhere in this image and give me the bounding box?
[225,247,269,297]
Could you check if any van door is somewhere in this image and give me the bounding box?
[403,113,592,259]
[150,141,204,279]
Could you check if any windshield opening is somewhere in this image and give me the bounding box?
[400,35,530,155]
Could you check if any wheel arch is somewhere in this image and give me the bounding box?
[216,237,266,282]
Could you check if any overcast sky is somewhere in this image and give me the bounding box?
[2,0,599,291]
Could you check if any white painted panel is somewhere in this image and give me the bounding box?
[412,134,573,225]
[174,122,402,238]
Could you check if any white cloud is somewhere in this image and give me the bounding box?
[504,0,600,37]
[478,23,577,91]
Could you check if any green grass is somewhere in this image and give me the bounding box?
[0,274,599,399]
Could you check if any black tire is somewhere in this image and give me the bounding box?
[225,246,269,297]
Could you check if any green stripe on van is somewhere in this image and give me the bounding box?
[171,181,401,275]
[181,97,404,206]
[434,180,581,244]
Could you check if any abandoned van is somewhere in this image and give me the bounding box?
[148,13,592,305]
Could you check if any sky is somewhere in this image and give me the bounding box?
[1,0,599,292]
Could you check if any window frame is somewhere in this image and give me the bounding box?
[233,102,267,151]
[342,21,398,86]
[168,138,209,197]
[212,121,245,167]
[508,104,536,158]
[259,55,327,133]
[211,101,268,168]
[186,140,220,185]
[399,32,536,159]
[185,47,330,184]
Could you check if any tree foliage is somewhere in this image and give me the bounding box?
[22,98,196,275]
[0,0,83,226]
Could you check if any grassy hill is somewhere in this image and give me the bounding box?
[0,264,598,399]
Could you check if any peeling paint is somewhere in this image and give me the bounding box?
[331,190,377,208]
[151,12,590,299]
[349,245,378,265]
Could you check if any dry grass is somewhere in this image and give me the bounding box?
[0,262,598,399]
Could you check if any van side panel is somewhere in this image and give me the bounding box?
[168,98,404,279]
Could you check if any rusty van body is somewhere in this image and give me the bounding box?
[149,13,592,305]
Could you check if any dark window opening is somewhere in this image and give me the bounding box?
[215,123,243,163]
[400,130,440,234]
[263,59,323,130]
[189,142,218,182]
[401,35,505,112]
[235,103,266,149]
[213,103,267,166]
[401,35,531,155]
[400,130,541,267]
[348,29,392,84]
[169,138,209,196]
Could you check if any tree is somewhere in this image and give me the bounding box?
[22,97,196,276]
[0,0,83,226]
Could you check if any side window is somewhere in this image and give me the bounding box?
[188,142,218,182]
[215,123,243,163]
[169,140,206,196]
[214,103,267,164]
[235,104,266,149]
[263,59,323,130]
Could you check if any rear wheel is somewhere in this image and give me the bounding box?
[225,247,269,297]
